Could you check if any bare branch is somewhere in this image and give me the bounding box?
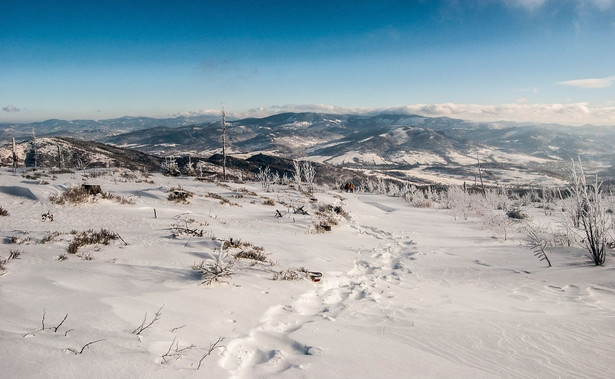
[67,339,105,355]
[196,337,224,370]
[132,305,164,335]
[52,314,69,333]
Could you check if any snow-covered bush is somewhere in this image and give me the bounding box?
[257,166,274,192]
[162,156,180,176]
[183,157,197,176]
[444,185,471,220]
[293,159,302,188]
[302,161,315,193]
[568,159,610,266]
[193,242,234,285]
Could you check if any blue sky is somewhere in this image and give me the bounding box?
[1,0,615,125]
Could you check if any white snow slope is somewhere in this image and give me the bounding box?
[0,169,614,378]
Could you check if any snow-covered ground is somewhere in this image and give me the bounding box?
[0,169,614,378]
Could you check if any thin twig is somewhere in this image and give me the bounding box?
[68,339,105,355]
[52,314,69,333]
[161,336,178,363]
[132,305,164,335]
[196,337,224,370]
[171,325,187,333]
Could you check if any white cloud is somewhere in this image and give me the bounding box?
[585,0,615,10]
[507,0,615,11]
[558,76,615,89]
[2,105,20,112]
[236,103,615,126]
[396,103,615,125]
[171,109,223,118]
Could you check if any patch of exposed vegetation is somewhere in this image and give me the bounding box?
[50,186,134,205]
[50,186,91,204]
[167,187,194,204]
[41,231,63,244]
[272,267,309,281]
[261,197,275,206]
[0,250,22,274]
[205,192,239,206]
[67,229,119,255]
[233,247,268,263]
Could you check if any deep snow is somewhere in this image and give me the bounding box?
[0,169,614,378]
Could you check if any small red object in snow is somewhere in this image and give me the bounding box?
[307,271,322,282]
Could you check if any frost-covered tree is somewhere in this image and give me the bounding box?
[163,156,180,176]
[302,161,315,193]
[569,159,610,266]
[183,157,197,176]
[257,166,273,192]
[445,185,471,220]
[293,159,302,188]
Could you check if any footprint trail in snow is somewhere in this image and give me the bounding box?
[218,216,418,378]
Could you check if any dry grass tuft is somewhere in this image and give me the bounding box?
[67,229,119,255]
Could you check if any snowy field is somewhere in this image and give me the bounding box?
[1,169,614,378]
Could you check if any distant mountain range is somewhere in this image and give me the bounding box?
[2,112,615,186]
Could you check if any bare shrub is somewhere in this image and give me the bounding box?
[50,186,91,205]
[261,197,275,206]
[0,206,9,216]
[314,223,333,233]
[168,187,193,203]
[234,249,268,262]
[8,250,21,260]
[205,192,238,206]
[101,192,135,205]
[410,198,432,208]
[238,187,257,196]
[41,231,63,244]
[6,234,30,244]
[170,219,207,238]
[569,159,610,265]
[506,208,528,220]
[196,337,224,370]
[132,305,164,336]
[67,229,119,255]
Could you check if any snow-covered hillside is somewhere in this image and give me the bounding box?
[0,169,614,378]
